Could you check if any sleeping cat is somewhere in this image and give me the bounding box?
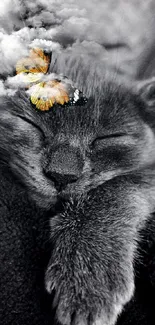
[1,56,155,325]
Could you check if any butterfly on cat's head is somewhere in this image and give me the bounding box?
[15,47,87,111]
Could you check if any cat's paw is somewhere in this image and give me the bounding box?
[45,210,134,325]
[45,257,134,325]
[45,201,135,325]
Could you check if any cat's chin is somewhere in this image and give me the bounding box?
[31,183,85,209]
[57,170,123,199]
[58,175,105,199]
[29,171,119,209]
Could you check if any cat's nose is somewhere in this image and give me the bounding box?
[47,171,78,191]
[44,144,83,191]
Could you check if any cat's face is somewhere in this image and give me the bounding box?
[0,78,155,208]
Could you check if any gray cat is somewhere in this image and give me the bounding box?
[1,56,155,325]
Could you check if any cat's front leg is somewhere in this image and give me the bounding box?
[45,177,152,325]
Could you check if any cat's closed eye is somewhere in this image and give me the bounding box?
[90,133,128,151]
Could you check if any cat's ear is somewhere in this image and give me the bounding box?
[136,77,155,107]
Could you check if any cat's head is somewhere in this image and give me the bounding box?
[1,58,155,209]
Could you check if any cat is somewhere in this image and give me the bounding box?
[1,55,155,325]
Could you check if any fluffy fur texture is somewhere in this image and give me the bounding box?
[1,1,155,324]
[1,53,155,324]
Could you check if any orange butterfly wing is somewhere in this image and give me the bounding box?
[29,48,51,74]
[16,48,51,75]
[30,80,70,111]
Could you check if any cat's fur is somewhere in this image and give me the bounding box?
[1,57,155,325]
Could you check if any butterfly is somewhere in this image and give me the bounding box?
[16,48,51,75]
[15,48,87,111]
